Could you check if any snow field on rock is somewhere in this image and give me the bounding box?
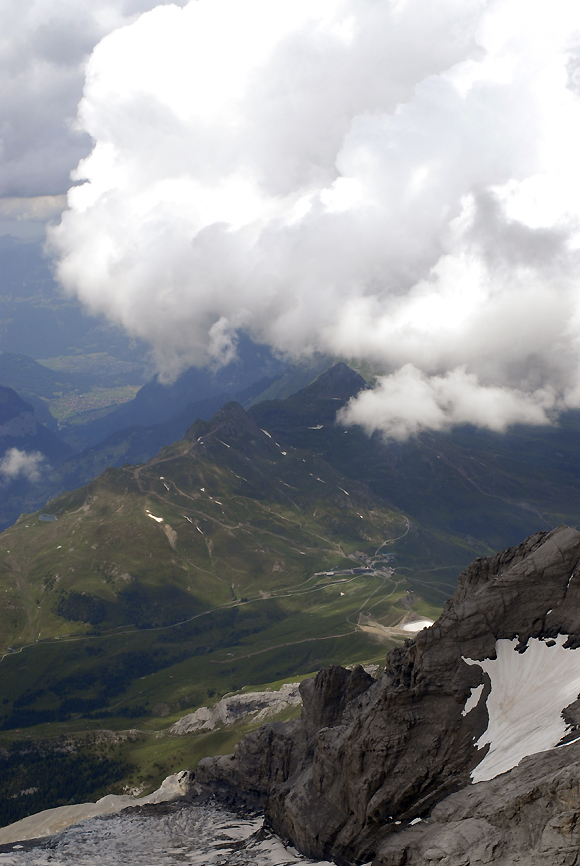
[461,683,484,716]
[464,635,580,783]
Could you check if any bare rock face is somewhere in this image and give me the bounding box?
[375,743,580,865]
[197,526,580,865]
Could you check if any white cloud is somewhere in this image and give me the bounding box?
[45,0,580,436]
[0,0,187,199]
[338,365,558,440]
[0,448,45,482]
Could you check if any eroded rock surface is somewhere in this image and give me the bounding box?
[197,526,580,865]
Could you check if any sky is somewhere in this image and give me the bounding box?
[0,0,187,235]
[3,0,580,439]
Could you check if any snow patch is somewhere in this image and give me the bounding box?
[402,619,434,632]
[464,636,580,783]
[146,511,163,523]
[462,683,484,716]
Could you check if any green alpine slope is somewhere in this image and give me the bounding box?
[0,394,423,735]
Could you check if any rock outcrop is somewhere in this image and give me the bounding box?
[170,683,301,735]
[197,526,580,865]
[375,742,580,865]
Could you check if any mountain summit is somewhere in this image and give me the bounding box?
[248,362,368,445]
[186,400,276,448]
[198,526,580,865]
[296,362,368,402]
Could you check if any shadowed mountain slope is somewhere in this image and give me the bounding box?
[250,366,580,576]
[58,375,278,491]
[0,386,73,529]
[62,336,286,450]
[0,387,70,463]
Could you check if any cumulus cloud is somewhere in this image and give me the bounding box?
[0,448,45,483]
[338,366,559,440]
[0,0,187,200]
[47,0,580,437]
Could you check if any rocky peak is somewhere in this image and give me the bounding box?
[186,401,274,449]
[300,362,368,402]
[197,526,580,865]
[299,665,375,737]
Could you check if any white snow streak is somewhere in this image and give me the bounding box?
[461,683,484,717]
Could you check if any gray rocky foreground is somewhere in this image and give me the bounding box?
[375,741,580,865]
[0,771,193,846]
[197,526,580,865]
